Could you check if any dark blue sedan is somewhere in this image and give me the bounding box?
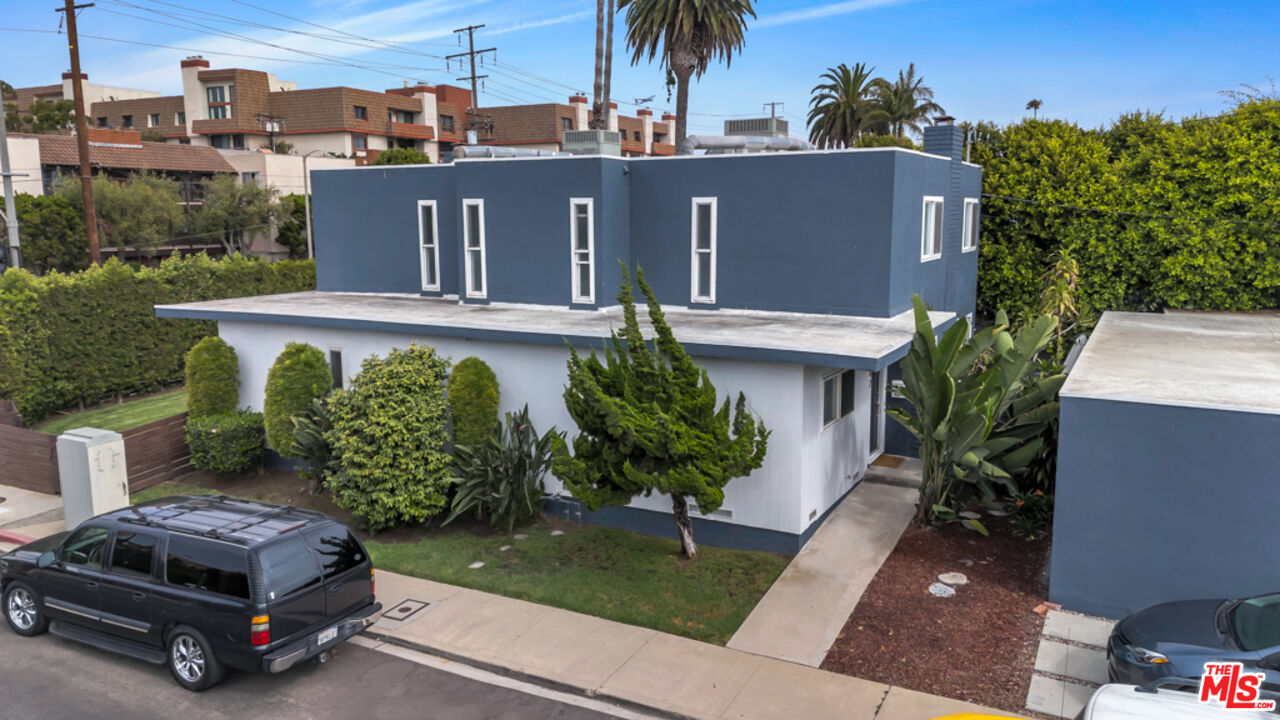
[1108,592,1280,686]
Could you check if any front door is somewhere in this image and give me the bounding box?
[870,370,884,456]
[42,525,110,626]
[99,530,162,644]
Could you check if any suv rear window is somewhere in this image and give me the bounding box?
[303,525,366,578]
[165,535,250,599]
[258,536,322,600]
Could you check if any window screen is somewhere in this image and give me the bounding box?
[110,531,158,579]
[165,535,250,599]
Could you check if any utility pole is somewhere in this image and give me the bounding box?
[57,0,101,265]
[447,25,495,144]
[256,113,285,152]
[0,111,28,270]
[763,101,784,119]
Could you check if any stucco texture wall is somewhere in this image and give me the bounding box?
[1049,396,1280,618]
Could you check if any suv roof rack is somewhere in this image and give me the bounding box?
[117,495,328,546]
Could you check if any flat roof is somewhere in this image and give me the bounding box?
[155,292,954,371]
[1060,311,1280,415]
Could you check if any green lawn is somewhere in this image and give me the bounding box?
[368,523,788,645]
[37,389,188,435]
[131,481,219,505]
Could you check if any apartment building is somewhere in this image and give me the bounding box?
[481,96,675,157]
[9,72,160,113]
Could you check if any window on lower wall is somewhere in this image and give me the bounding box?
[148,113,161,127]
[821,369,857,430]
[352,134,368,151]
[439,115,455,133]
[570,198,594,303]
[418,200,440,291]
[328,349,343,390]
[921,196,943,261]
[962,198,979,252]
[463,199,487,299]
[690,197,717,304]
[122,115,133,128]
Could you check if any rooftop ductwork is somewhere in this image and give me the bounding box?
[676,134,814,156]
[452,145,570,159]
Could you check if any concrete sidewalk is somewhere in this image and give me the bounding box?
[367,569,1025,720]
[726,482,916,666]
[0,484,63,531]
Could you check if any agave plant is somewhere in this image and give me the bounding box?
[446,405,561,532]
[888,295,1066,530]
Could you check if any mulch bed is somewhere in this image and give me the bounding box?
[821,516,1050,714]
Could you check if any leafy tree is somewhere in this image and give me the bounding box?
[1025,99,1043,119]
[55,172,183,256]
[806,63,888,148]
[870,63,943,139]
[189,174,279,256]
[447,356,500,448]
[325,343,453,532]
[855,134,917,149]
[372,147,431,165]
[263,342,331,458]
[5,98,75,133]
[551,265,769,558]
[274,194,311,259]
[14,193,88,275]
[888,295,1065,529]
[184,336,240,418]
[272,140,294,154]
[0,80,13,100]
[619,0,756,145]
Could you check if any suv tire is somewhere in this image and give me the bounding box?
[167,625,226,691]
[3,582,48,636]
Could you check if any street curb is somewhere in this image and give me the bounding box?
[0,530,35,545]
[364,627,690,720]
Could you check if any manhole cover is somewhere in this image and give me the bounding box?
[382,599,430,623]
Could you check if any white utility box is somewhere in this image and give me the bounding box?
[56,427,129,530]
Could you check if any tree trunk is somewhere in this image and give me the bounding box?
[672,495,698,559]
[590,0,605,130]
[601,0,615,131]
[672,57,693,147]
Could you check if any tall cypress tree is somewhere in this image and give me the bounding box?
[552,264,769,558]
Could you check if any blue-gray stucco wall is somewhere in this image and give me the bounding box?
[309,148,981,320]
[1049,396,1280,619]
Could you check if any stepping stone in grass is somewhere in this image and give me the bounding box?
[938,572,969,587]
[928,582,956,598]
[468,561,485,569]
[499,545,512,552]
[550,530,565,536]
[513,533,529,541]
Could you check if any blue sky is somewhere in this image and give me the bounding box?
[3,0,1276,135]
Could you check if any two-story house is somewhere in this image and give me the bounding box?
[156,124,981,552]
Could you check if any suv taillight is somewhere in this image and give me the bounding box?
[251,614,270,646]
[371,568,375,596]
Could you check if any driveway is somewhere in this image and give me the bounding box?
[0,626,630,720]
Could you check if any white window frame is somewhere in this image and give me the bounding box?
[417,200,441,292]
[569,197,595,304]
[690,197,717,304]
[147,113,160,128]
[463,198,487,299]
[921,195,944,262]
[962,198,979,253]
[820,369,857,431]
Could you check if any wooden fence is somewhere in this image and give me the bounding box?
[0,400,191,495]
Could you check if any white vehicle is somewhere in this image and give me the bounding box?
[1078,678,1279,719]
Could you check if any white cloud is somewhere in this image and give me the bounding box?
[754,0,915,28]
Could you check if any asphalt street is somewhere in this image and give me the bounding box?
[0,627,623,720]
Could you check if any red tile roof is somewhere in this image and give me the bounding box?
[36,134,236,174]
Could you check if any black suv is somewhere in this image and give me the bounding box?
[0,495,381,690]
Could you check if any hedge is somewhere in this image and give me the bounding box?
[186,410,265,474]
[185,336,240,418]
[263,342,331,457]
[447,356,499,448]
[0,253,314,423]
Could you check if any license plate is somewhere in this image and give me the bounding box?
[317,626,338,645]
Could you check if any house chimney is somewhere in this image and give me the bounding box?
[923,116,964,162]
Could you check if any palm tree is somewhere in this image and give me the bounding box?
[806,63,888,148]
[1026,98,1043,119]
[871,63,944,139]
[590,0,618,130]
[618,0,756,145]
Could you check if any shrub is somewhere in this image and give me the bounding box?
[185,336,239,418]
[447,405,560,531]
[292,397,334,491]
[263,343,331,457]
[372,147,431,165]
[325,343,452,532]
[186,410,265,474]
[447,357,499,448]
[0,253,315,423]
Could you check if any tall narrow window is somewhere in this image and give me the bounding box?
[690,197,717,303]
[570,198,594,304]
[328,349,343,390]
[463,199,486,298]
[206,85,232,119]
[921,196,943,261]
[417,200,440,291]
[962,198,979,252]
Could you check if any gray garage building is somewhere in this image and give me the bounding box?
[1049,311,1280,618]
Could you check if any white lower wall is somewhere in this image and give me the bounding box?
[217,320,870,536]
